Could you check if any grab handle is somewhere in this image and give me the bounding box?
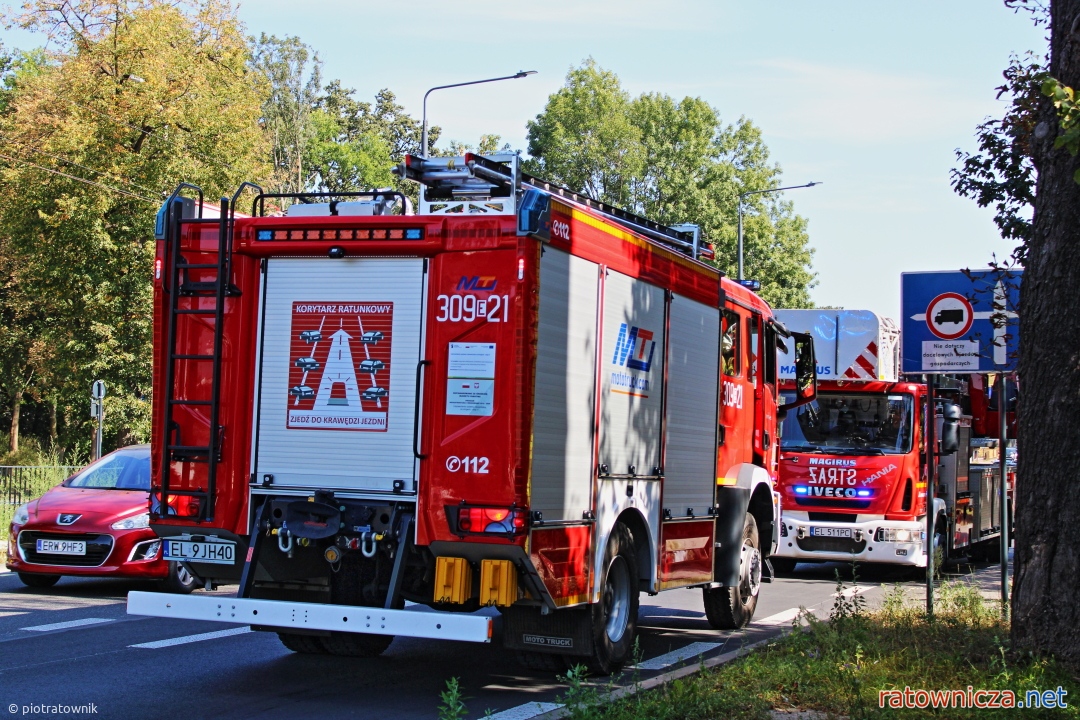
[413,360,430,459]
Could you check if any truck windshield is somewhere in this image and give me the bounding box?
[780,392,914,454]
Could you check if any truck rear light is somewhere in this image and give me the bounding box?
[451,505,528,537]
[154,258,163,283]
[153,493,201,518]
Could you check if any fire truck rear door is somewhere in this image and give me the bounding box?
[252,257,425,494]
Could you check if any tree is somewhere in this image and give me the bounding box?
[1009,0,1080,660]
[0,0,267,457]
[526,60,816,307]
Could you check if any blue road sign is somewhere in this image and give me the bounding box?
[901,270,1021,374]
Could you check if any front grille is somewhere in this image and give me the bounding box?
[18,531,114,567]
[796,536,867,554]
[808,512,853,523]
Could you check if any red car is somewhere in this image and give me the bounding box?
[6,444,195,592]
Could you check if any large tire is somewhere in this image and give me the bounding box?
[18,572,60,588]
[161,562,197,594]
[277,632,328,654]
[321,631,394,657]
[769,556,797,576]
[584,523,639,675]
[703,513,762,629]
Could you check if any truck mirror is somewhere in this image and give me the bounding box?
[779,331,817,413]
[940,403,961,455]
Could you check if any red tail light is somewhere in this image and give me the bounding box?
[453,505,528,536]
[153,492,202,519]
[154,257,163,283]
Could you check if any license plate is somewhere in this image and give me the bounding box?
[164,540,235,565]
[37,539,86,555]
[809,526,852,539]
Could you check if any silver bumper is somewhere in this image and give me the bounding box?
[127,591,493,643]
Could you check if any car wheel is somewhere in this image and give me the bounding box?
[161,561,197,594]
[18,572,60,589]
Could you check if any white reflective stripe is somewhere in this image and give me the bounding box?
[22,617,113,632]
[632,641,722,671]
[484,703,564,720]
[130,626,251,649]
[126,591,492,643]
[755,607,802,626]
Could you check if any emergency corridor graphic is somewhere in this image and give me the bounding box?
[286,301,394,431]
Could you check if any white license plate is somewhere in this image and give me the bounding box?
[37,539,86,555]
[809,526,852,539]
[164,540,235,565]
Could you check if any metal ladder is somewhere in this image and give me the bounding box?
[157,186,238,522]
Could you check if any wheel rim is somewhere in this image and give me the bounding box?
[175,564,194,587]
[603,555,631,643]
[739,543,762,604]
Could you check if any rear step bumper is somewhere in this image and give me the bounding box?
[126,591,493,643]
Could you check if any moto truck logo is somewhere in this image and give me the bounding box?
[287,302,393,431]
[610,324,656,397]
[456,276,497,292]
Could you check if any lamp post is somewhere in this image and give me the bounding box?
[737,182,821,281]
[421,71,538,158]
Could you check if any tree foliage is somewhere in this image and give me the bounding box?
[526,60,816,307]
[0,0,267,457]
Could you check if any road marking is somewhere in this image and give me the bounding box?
[755,607,802,626]
[130,626,251,649]
[633,641,722,671]
[834,586,870,599]
[22,617,114,632]
[484,702,564,719]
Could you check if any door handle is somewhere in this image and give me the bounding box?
[413,360,430,459]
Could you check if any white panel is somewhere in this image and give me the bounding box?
[663,295,720,516]
[254,258,424,492]
[599,271,665,476]
[530,248,598,522]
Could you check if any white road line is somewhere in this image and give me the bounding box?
[755,608,802,627]
[484,702,564,720]
[834,586,870,598]
[633,641,722,671]
[22,617,114,632]
[130,626,251,649]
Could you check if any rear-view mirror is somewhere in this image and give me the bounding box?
[940,403,961,455]
[780,331,817,413]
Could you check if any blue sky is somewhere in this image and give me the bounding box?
[2,2,1045,318]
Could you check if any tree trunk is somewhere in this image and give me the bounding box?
[49,397,57,451]
[1011,0,1080,661]
[8,388,21,454]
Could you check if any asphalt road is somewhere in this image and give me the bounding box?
[0,561,990,720]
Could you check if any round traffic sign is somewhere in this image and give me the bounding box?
[926,293,973,340]
[92,380,107,400]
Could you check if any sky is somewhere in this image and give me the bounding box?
[1,1,1046,319]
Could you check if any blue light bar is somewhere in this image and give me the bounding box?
[856,490,872,498]
[794,486,808,495]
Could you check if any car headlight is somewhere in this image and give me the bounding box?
[111,512,150,530]
[12,503,30,526]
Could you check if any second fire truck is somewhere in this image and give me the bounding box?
[127,153,817,673]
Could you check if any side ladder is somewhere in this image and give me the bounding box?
[157,191,237,523]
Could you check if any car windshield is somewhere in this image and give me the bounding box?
[65,447,150,490]
[780,392,914,454]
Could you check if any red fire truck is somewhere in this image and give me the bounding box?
[126,154,817,673]
[772,309,1005,573]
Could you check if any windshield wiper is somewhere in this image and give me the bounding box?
[780,444,822,453]
[817,447,885,456]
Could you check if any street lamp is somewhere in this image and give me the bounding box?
[737,182,821,281]
[421,71,538,158]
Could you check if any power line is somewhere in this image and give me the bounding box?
[0,150,157,203]
[0,134,160,195]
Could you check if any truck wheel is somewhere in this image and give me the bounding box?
[321,631,394,658]
[18,572,60,588]
[703,513,761,629]
[515,650,567,673]
[584,523,639,675]
[769,557,797,575]
[277,632,328,654]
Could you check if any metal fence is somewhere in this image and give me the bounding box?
[1,466,79,540]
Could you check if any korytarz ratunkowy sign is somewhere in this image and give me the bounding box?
[286,302,393,431]
[901,270,1021,374]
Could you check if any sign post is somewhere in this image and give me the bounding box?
[91,380,106,461]
[902,270,1020,617]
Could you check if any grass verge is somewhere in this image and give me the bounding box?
[560,577,1079,719]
